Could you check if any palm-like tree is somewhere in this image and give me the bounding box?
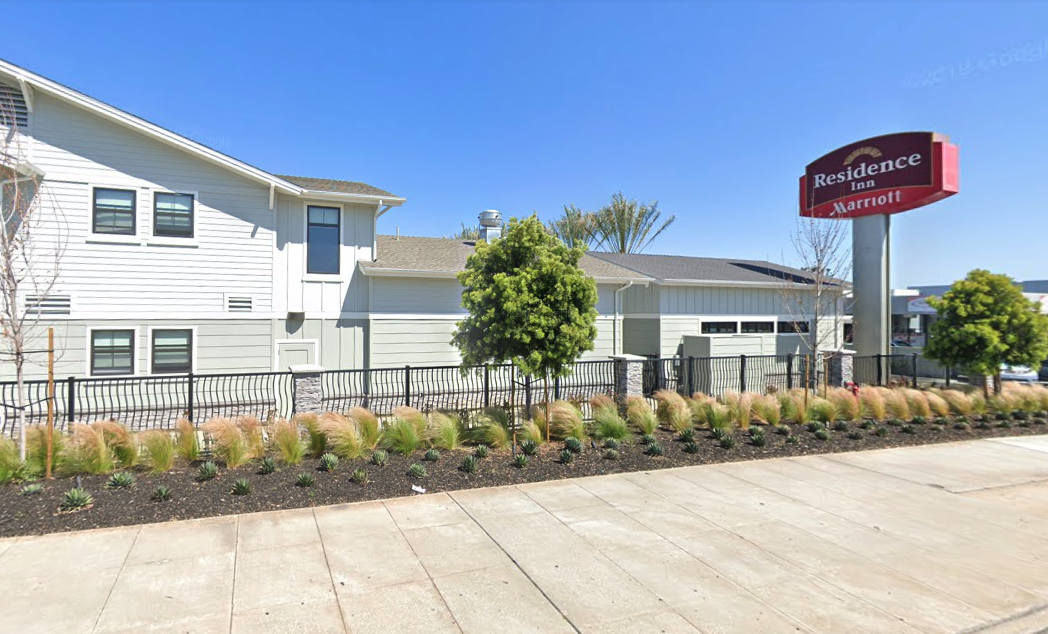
[546,204,595,249]
[449,223,481,241]
[590,192,675,254]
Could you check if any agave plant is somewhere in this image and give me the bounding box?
[152,485,172,502]
[645,442,664,457]
[407,463,427,479]
[519,439,539,456]
[232,478,252,495]
[563,437,583,454]
[350,468,368,484]
[460,455,479,474]
[197,461,219,482]
[106,471,136,489]
[424,449,441,462]
[603,448,619,460]
[474,445,490,459]
[319,453,339,472]
[513,454,528,469]
[371,450,389,466]
[559,449,575,464]
[259,456,277,475]
[61,488,94,512]
[20,483,42,497]
[296,472,315,487]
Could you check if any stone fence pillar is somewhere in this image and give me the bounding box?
[609,354,645,410]
[827,351,854,387]
[290,364,324,415]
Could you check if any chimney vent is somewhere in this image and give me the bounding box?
[478,210,502,241]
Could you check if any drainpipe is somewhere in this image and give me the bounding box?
[613,282,634,355]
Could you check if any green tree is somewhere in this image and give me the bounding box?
[449,223,481,241]
[452,215,598,438]
[925,269,1048,395]
[546,204,595,249]
[590,192,675,253]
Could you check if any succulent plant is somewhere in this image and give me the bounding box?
[1013,410,1030,421]
[785,434,799,444]
[460,455,479,474]
[603,438,620,451]
[152,485,172,502]
[887,418,904,427]
[296,472,315,487]
[197,461,218,481]
[645,442,664,456]
[259,457,276,474]
[805,422,824,433]
[748,427,763,437]
[911,416,927,425]
[933,416,949,426]
[875,426,890,437]
[232,478,252,495]
[751,434,766,447]
[1034,418,1047,426]
[996,411,1010,421]
[319,453,339,472]
[106,472,136,489]
[683,441,699,454]
[831,420,849,432]
[860,420,876,430]
[776,424,791,436]
[603,448,619,460]
[846,431,864,440]
[424,449,441,462]
[350,467,368,484]
[814,429,830,441]
[564,437,583,454]
[976,420,992,430]
[640,434,656,446]
[931,424,945,432]
[954,421,971,431]
[372,450,389,466]
[901,424,916,434]
[20,483,42,497]
[513,454,528,469]
[61,488,94,511]
[719,435,736,449]
[560,449,575,464]
[407,463,427,479]
[474,444,490,459]
[678,428,696,442]
[997,420,1012,429]
[520,439,539,456]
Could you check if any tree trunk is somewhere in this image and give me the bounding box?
[16,353,26,462]
[544,375,550,444]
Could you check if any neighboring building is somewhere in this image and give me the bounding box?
[1,58,838,382]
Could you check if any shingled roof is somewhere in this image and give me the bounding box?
[587,252,820,285]
[277,175,399,198]
[360,236,651,282]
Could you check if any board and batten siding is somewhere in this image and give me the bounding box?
[27,92,276,318]
[275,319,367,371]
[623,317,659,357]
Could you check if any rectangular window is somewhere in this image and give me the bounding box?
[777,321,811,334]
[741,321,774,334]
[91,329,135,376]
[93,188,136,235]
[701,321,738,334]
[307,205,340,274]
[151,329,193,374]
[154,192,195,237]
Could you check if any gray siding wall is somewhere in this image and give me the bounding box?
[370,278,466,314]
[276,319,367,371]
[623,317,660,356]
[370,319,461,368]
[660,318,702,358]
[622,284,659,314]
[660,286,792,315]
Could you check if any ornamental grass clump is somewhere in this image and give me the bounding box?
[882,389,911,421]
[320,412,366,460]
[270,419,306,465]
[626,396,658,435]
[175,418,200,462]
[785,390,812,425]
[808,398,838,424]
[654,390,692,433]
[903,389,932,419]
[429,412,463,451]
[25,425,64,476]
[140,430,176,474]
[859,387,887,421]
[63,421,124,475]
[925,392,950,418]
[383,417,424,456]
[520,417,549,446]
[0,437,26,485]
[751,394,782,426]
[202,417,254,469]
[827,388,861,421]
[704,402,734,434]
[722,392,753,430]
[547,401,586,441]
[591,396,630,441]
[940,389,974,416]
[295,412,327,457]
[477,407,512,450]
[347,407,382,449]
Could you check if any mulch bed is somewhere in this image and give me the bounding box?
[2,418,1045,538]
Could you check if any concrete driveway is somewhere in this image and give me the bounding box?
[3,436,1048,634]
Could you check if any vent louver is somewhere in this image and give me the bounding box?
[26,295,71,316]
[226,296,253,312]
[0,81,29,129]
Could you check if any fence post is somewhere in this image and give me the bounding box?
[786,354,794,390]
[686,356,695,395]
[524,374,532,415]
[554,376,561,401]
[66,376,76,423]
[483,364,490,409]
[404,365,411,407]
[739,354,747,393]
[911,353,918,389]
[186,371,195,422]
[875,353,883,386]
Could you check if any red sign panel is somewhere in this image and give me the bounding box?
[800,132,959,219]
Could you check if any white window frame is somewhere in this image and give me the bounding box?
[148,189,200,246]
[83,185,142,245]
[145,325,198,375]
[302,202,344,280]
[86,326,139,377]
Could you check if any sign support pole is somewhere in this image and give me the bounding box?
[852,214,891,358]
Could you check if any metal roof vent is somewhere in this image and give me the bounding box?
[478,209,502,241]
[0,81,29,129]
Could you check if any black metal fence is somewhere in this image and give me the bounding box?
[1,352,948,437]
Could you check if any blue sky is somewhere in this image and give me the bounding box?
[3,0,1046,287]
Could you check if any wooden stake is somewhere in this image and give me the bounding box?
[46,327,54,479]
[544,375,550,444]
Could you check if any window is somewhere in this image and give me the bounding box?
[307,205,340,274]
[93,188,136,235]
[153,192,195,237]
[777,321,811,334]
[702,321,737,334]
[151,329,193,374]
[91,329,134,376]
[741,321,774,334]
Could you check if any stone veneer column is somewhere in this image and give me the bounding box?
[289,364,325,414]
[827,351,855,387]
[609,354,646,411]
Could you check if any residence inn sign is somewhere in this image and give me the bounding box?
[800,132,959,219]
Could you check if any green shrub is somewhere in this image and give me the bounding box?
[196,461,218,481]
[860,420,876,430]
[319,453,339,472]
[513,454,528,469]
[61,488,94,512]
[603,448,619,460]
[474,444,490,459]
[259,456,276,474]
[604,438,621,450]
[152,485,172,502]
[875,427,890,437]
[814,429,830,441]
[805,421,824,433]
[560,449,575,464]
[271,419,306,465]
[20,483,42,496]
[719,435,736,449]
[592,406,630,441]
[424,449,441,462]
[564,437,583,454]
[140,431,176,474]
[645,442,664,456]
[683,441,699,454]
[407,463,427,479]
[383,417,423,455]
[106,472,135,489]
[350,468,368,484]
[232,478,252,495]
[296,472,315,487]
[460,455,479,474]
[371,450,389,466]
[887,418,904,427]
[519,440,539,456]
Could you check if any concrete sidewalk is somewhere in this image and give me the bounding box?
[3,437,1048,634]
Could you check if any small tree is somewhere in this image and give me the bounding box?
[589,192,675,254]
[452,215,598,438]
[546,204,594,249]
[925,269,1048,395]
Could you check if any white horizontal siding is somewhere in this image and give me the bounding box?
[27,93,276,317]
[371,278,466,314]
[659,286,794,315]
[370,319,461,368]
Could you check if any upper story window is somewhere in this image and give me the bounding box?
[307,205,340,274]
[777,320,811,334]
[151,329,193,374]
[154,192,195,237]
[702,321,738,334]
[90,329,135,376]
[92,188,136,235]
[741,321,774,334]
